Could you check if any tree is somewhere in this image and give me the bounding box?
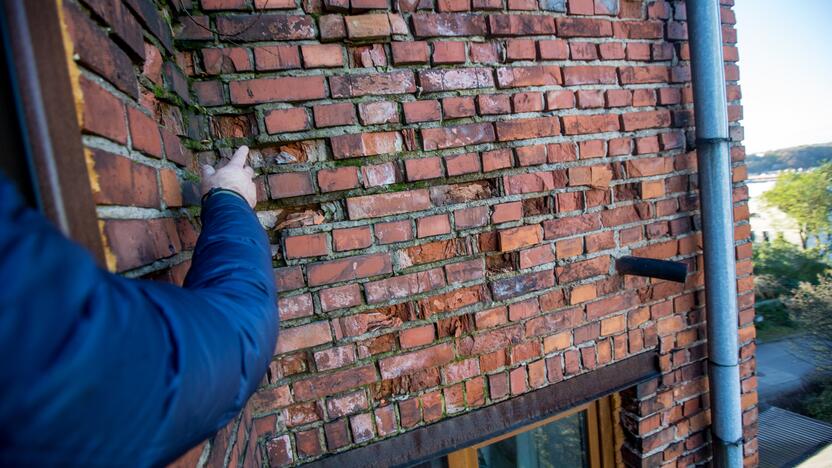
[762,163,832,249]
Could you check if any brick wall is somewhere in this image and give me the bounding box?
[59,0,757,466]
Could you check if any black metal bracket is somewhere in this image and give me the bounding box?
[615,256,688,283]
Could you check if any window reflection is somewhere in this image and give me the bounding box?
[476,411,589,468]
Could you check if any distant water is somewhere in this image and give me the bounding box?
[748,173,803,245]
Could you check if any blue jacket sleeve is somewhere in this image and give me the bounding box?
[0,176,278,467]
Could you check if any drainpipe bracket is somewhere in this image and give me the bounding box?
[712,435,745,448]
[708,358,739,368]
[695,137,732,145]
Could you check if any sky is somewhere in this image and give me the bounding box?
[734,0,832,154]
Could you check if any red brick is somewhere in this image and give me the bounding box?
[538,39,568,59]
[621,110,672,131]
[375,405,397,436]
[318,167,359,193]
[268,172,315,198]
[276,321,332,354]
[613,20,664,39]
[496,65,561,88]
[496,116,560,141]
[432,41,467,64]
[499,225,542,251]
[516,144,547,167]
[330,71,416,98]
[313,103,356,128]
[279,293,314,320]
[266,435,293,465]
[576,90,605,109]
[301,44,344,68]
[79,77,126,143]
[422,123,495,150]
[412,13,487,37]
[375,220,413,244]
[403,100,442,123]
[445,259,484,283]
[400,325,435,348]
[488,14,556,35]
[477,94,511,115]
[570,42,598,60]
[568,0,593,14]
[546,90,575,110]
[202,47,251,74]
[442,96,477,118]
[331,131,402,159]
[511,92,544,113]
[445,153,481,176]
[333,226,373,251]
[347,189,431,219]
[556,237,583,258]
[319,284,363,313]
[253,45,301,70]
[365,268,445,303]
[455,206,489,229]
[436,0,470,11]
[90,149,159,208]
[285,233,329,259]
[482,149,513,172]
[417,214,451,237]
[294,365,377,401]
[633,89,656,107]
[264,108,309,134]
[419,68,494,92]
[104,219,181,272]
[307,253,393,286]
[64,2,137,97]
[506,39,536,61]
[392,41,429,64]
[492,202,523,223]
[599,42,625,59]
[215,14,314,41]
[470,42,499,63]
[344,14,391,39]
[562,66,617,85]
[229,76,326,104]
[562,114,620,135]
[556,17,613,37]
[503,171,559,194]
[379,343,454,379]
[358,101,399,125]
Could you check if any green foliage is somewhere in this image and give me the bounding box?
[752,238,829,341]
[753,238,829,294]
[747,142,832,174]
[761,164,832,248]
[803,379,832,424]
[788,273,832,342]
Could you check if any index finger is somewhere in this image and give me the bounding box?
[227,146,250,168]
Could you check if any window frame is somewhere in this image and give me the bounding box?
[447,395,621,468]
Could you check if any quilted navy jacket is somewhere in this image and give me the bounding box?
[0,175,278,466]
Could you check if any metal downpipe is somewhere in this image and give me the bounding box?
[684,1,744,467]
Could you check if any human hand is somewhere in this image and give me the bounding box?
[201,146,257,208]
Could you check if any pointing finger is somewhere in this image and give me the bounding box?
[228,145,249,169]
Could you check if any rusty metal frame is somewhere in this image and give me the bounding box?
[1,0,105,264]
[310,351,660,468]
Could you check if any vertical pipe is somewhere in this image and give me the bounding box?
[684,1,744,467]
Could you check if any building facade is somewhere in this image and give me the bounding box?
[11,0,757,465]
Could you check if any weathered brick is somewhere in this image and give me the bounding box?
[422,123,496,150]
[230,76,327,104]
[307,253,393,286]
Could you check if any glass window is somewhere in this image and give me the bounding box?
[446,396,619,468]
[477,410,589,468]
